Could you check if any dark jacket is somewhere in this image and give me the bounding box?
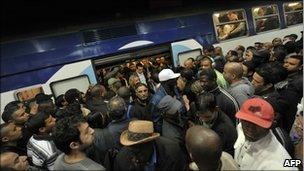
[276,71,303,132]
[86,118,130,165]
[150,85,186,133]
[114,137,187,171]
[209,87,239,126]
[195,110,237,156]
[85,97,108,114]
[130,99,153,121]
[162,119,185,146]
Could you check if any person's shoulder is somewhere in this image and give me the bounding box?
[220,152,240,170]
[82,157,106,170]
[156,136,180,153]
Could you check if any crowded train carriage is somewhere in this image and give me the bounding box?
[0,0,303,170]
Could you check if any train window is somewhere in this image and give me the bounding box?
[252,5,280,33]
[177,49,202,67]
[14,85,44,102]
[213,9,248,41]
[283,2,303,26]
[50,75,91,98]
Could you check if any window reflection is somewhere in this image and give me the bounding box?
[284,2,303,26]
[252,5,280,33]
[213,9,248,41]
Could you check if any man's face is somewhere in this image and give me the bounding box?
[12,103,29,124]
[223,66,234,84]
[136,85,149,101]
[184,60,194,69]
[160,57,165,63]
[129,64,136,72]
[1,152,29,171]
[200,60,212,70]
[228,12,238,21]
[177,77,186,91]
[44,115,56,133]
[78,122,95,150]
[251,72,265,93]
[2,122,23,142]
[272,38,282,47]
[199,75,215,91]
[244,50,253,61]
[197,110,215,124]
[283,57,301,73]
[136,66,144,74]
[241,120,269,142]
[141,59,149,67]
[214,47,222,56]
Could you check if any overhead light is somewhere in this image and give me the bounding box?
[288,2,300,7]
[253,8,260,13]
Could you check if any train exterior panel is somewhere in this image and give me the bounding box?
[1,1,303,116]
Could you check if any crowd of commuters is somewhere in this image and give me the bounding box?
[1,32,303,171]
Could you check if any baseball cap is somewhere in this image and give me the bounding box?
[108,78,120,87]
[236,98,274,128]
[158,69,180,82]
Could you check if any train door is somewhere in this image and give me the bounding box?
[92,44,173,88]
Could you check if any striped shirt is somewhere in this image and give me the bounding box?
[27,135,60,170]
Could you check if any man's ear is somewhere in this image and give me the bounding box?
[232,74,237,80]
[39,127,46,134]
[1,136,9,143]
[70,142,80,150]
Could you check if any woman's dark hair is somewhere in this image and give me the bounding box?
[2,101,21,122]
[180,68,195,82]
[65,89,82,104]
[255,63,273,85]
[55,95,65,108]
[65,102,82,117]
[52,115,86,154]
[199,68,217,82]
[273,45,287,63]
[252,49,270,68]
[87,112,105,129]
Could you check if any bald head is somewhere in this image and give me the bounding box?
[107,96,126,119]
[186,126,222,170]
[223,62,243,84]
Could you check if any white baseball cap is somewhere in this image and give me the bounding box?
[158,69,180,81]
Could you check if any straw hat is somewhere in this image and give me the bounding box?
[120,120,160,146]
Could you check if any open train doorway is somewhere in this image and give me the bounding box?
[92,44,173,89]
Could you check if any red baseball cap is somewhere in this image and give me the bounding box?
[236,98,274,128]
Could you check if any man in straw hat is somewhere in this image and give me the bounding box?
[234,98,297,170]
[114,120,186,171]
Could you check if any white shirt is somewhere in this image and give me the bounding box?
[137,72,147,85]
[234,123,297,170]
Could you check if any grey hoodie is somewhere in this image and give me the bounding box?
[227,77,254,107]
